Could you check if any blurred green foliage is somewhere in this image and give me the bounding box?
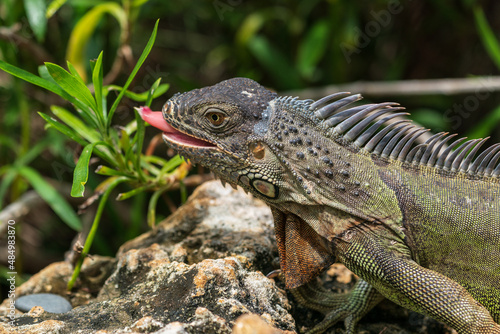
[1,0,500,293]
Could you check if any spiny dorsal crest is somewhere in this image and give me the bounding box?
[279,92,500,178]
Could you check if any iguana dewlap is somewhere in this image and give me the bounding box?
[141,78,500,334]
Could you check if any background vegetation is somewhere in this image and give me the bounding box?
[1,0,500,297]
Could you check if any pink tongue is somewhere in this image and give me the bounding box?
[137,106,215,148]
[137,106,176,133]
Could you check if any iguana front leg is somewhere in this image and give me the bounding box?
[291,279,383,334]
[336,229,500,334]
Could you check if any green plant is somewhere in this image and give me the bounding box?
[470,6,500,139]
[0,20,185,289]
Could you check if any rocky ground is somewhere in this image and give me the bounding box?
[0,181,453,334]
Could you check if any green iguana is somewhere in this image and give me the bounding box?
[140,77,500,333]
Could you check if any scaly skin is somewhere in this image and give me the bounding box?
[141,77,500,333]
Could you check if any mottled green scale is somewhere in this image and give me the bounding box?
[381,165,500,322]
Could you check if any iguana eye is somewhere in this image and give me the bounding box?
[205,109,226,127]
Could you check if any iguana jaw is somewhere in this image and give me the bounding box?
[161,129,217,149]
[138,106,217,149]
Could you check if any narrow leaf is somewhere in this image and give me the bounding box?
[0,60,78,106]
[38,112,87,146]
[50,106,100,143]
[67,176,127,290]
[66,3,127,81]
[107,19,159,126]
[147,187,166,227]
[119,128,131,154]
[467,105,500,139]
[0,168,18,209]
[104,83,169,101]
[297,20,329,79]
[67,61,85,82]
[92,51,105,119]
[146,77,162,107]
[45,62,98,113]
[117,185,154,201]
[247,35,301,89]
[71,141,109,197]
[95,165,129,177]
[18,166,81,230]
[134,108,146,181]
[158,155,183,175]
[474,6,500,71]
[46,0,67,18]
[24,0,47,42]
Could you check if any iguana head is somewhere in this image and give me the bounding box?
[142,78,402,208]
[142,77,293,200]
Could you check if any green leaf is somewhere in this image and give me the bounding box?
[158,155,183,175]
[24,0,47,42]
[107,19,159,126]
[134,108,146,181]
[66,61,85,82]
[146,77,162,107]
[0,60,82,109]
[45,62,98,115]
[50,106,100,143]
[0,135,17,153]
[104,83,169,101]
[131,0,150,7]
[474,6,500,71]
[71,141,109,197]
[66,2,127,81]
[247,35,301,89]
[18,166,81,230]
[467,104,500,139]
[147,187,167,227]
[92,51,105,119]
[46,0,67,18]
[297,20,329,80]
[119,127,131,154]
[67,176,127,290]
[116,184,154,201]
[38,112,87,146]
[50,105,117,166]
[95,165,129,177]
[180,181,187,204]
[236,13,265,47]
[0,168,18,209]
[14,137,52,167]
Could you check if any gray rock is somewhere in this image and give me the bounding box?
[15,293,72,313]
[0,181,294,333]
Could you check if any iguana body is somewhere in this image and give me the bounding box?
[141,78,500,333]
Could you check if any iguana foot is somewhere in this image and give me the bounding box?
[291,279,383,334]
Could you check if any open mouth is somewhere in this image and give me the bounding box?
[138,106,216,148]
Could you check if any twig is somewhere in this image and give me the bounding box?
[168,173,214,190]
[284,76,500,99]
[0,191,43,236]
[0,24,54,63]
